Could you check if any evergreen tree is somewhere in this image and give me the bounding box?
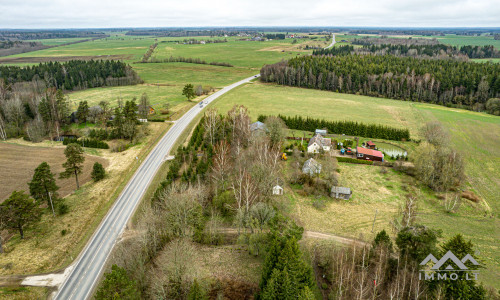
[437,235,486,299]
[95,264,140,300]
[0,190,41,239]
[187,279,207,300]
[298,286,315,300]
[28,162,59,215]
[396,225,440,263]
[76,101,89,124]
[373,229,393,252]
[182,84,196,101]
[91,162,106,182]
[60,143,85,189]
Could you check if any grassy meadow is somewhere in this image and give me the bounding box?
[213,81,500,288]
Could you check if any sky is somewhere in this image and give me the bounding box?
[0,0,499,29]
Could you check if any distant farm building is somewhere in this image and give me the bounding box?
[315,129,327,136]
[308,134,332,153]
[302,158,322,176]
[250,121,267,135]
[331,186,352,200]
[366,141,376,149]
[273,185,284,195]
[356,147,384,161]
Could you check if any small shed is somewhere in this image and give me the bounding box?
[315,129,327,136]
[331,186,352,200]
[273,185,284,195]
[302,158,322,176]
[366,141,376,149]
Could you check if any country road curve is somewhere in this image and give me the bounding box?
[54,74,260,300]
[324,33,336,49]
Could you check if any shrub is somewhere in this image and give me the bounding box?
[91,162,106,181]
[337,156,374,165]
[57,202,69,215]
[63,137,109,149]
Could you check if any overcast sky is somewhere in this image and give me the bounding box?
[1,0,499,29]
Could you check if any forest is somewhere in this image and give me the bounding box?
[314,44,500,59]
[0,41,50,57]
[0,30,107,40]
[0,60,142,90]
[260,54,500,111]
[257,114,410,141]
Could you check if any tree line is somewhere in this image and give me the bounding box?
[314,44,500,59]
[265,34,285,40]
[146,56,233,67]
[260,54,500,112]
[0,60,142,90]
[0,30,107,40]
[257,114,410,141]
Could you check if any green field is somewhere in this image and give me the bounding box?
[213,81,500,288]
[35,35,313,113]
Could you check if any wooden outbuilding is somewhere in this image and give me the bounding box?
[331,186,352,200]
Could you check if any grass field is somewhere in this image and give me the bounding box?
[213,81,500,289]
[25,37,94,46]
[0,142,108,201]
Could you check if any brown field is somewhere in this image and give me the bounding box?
[0,55,131,64]
[0,142,108,201]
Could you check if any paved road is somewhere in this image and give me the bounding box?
[324,33,336,49]
[54,74,260,300]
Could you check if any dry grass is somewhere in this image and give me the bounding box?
[0,286,48,299]
[291,163,409,241]
[0,142,108,201]
[194,244,262,284]
[0,123,169,275]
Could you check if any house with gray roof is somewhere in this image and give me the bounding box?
[307,134,332,153]
[302,158,322,176]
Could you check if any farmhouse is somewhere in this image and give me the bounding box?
[302,158,322,176]
[330,186,352,200]
[307,134,332,153]
[356,147,384,161]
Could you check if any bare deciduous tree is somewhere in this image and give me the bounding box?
[211,140,232,190]
[203,108,220,145]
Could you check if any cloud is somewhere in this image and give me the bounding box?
[0,0,499,28]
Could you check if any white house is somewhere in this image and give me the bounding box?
[307,134,332,153]
[272,185,284,195]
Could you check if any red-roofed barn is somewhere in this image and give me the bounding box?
[356,147,384,162]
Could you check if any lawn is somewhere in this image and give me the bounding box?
[213,81,500,289]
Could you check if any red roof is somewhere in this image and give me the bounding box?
[366,141,375,146]
[357,147,384,158]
